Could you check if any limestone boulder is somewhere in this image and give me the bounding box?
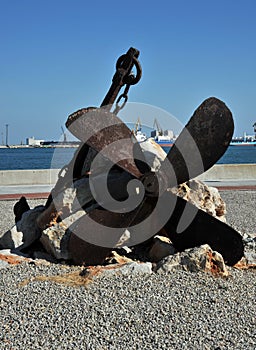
[0,249,31,268]
[79,261,153,280]
[170,179,226,221]
[0,206,45,250]
[243,235,256,267]
[98,261,153,276]
[36,177,94,230]
[140,138,167,171]
[39,209,88,261]
[155,244,229,276]
[235,233,256,269]
[0,225,23,250]
[40,223,72,260]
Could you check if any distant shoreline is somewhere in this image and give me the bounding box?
[0,144,79,149]
[0,146,255,171]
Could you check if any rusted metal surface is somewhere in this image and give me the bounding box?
[14,196,30,223]
[163,97,234,187]
[68,233,112,266]
[100,47,142,110]
[50,48,244,266]
[66,108,147,179]
[163,191,244,266]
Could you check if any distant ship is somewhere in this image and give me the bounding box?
[230,126,256,146]
[230,140,256,146]
[133,117,176,148]
[151,135,175,148]
[150,118,176,148]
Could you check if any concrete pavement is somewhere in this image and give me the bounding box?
[0,180,255,201]
[0,165,255,200]
[201,180,256,190]
[0,185,53,200]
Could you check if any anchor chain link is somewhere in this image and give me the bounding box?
[100,48,142,113]
[113,84,130,114]
[113,55,142,114]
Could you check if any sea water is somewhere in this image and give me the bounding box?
[0,147,75,170]
[0,145,255,171]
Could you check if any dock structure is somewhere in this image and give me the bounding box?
[0,164,255,200]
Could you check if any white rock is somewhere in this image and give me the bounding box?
[155,244,228,276]
[99,262,153,276]
[0,249,31,267]
[243,236,256,266]
[0,225,23,249]
[140,138,166,171]
[47,177,94,221]
[40,223,71,260]
[170,180,226,222]
[0,260,9,269]
[0,206,44,250]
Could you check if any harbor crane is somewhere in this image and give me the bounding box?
[133,117,142,134]
[153,118,163,136]
[61,126,67,142]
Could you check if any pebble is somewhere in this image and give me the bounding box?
[0,263,255,349]
[0,192,255,349]
[220,190,256,235]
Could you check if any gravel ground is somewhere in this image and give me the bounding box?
[0,199,45,235]
[220,190,256,236]
[0,191,255,350]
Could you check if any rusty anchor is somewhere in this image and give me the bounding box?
[41,47,244,266]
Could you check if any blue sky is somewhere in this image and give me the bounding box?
[0,0,256,144]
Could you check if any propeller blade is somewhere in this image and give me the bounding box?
[163,191,244,266]
[68,195,157,265]
[68,207,139,266]
[66,107,149,178]
[69,183,243,266]
[160,97,234,187]
[68,167,169,264]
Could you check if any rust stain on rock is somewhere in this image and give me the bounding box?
[234,257,256,270]
[0,254,30,265]
[205,251,229,277]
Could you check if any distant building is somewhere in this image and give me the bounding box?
[26,137,44,146]
[151,129,174,139]
[163,129,174,139]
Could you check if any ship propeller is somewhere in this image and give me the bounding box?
[64,96,243,266]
